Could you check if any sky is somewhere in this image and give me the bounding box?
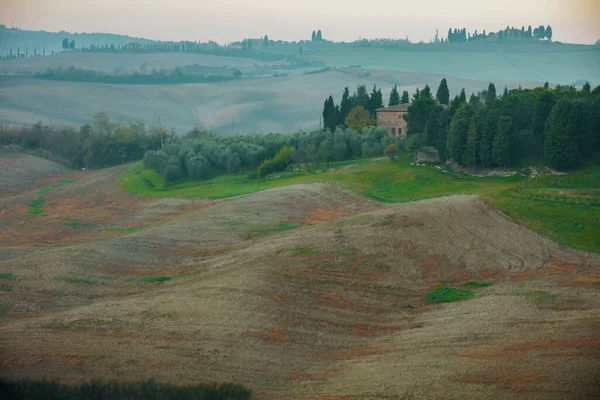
[1,0,599,44]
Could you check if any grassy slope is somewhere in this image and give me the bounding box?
[120,155,599,253]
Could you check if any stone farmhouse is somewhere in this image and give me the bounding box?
[375,104,409,137]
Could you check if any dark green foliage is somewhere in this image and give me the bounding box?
[477,108,499,167]
[322,95,339,132]
[544,100,584,170]
[0,273,15,280]
[0,378,252,400]
[406,95,442,136]
[532,90,555,146]
[459,88,467,104]
[447,103,472,165]
[582,82,591,94]
[493,116,515,167]
[426,285,474,303]
[366,85,383,116]
[464,281,493,287]
[144,276,172,283]
[436,78,450,105]
[389,85,400,106]
[485,82,496,104]
[339,87,353,125]
[400,91,410,104]
[353,84,369,109]
[5,114,164,169]
[421,85,432,99]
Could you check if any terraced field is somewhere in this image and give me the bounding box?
[1,153,599,399]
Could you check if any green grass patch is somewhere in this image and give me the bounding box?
[0,273,15,280]
[294,247,320,255]
[464,281,493,287]
[143,276,173,283]
[120,154,600,253]
[27,196,45,215]
[247,223,300,239]
[64,220,95,227]
[517,290,558,300]
[36,179,74,195]
[0,304,10,313]
[0,378,252,400]
[426,285,474,303]
[105,227,144,235]
[58,277,96,285]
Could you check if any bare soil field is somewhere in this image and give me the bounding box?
[1,156,599,399]
[0,71,539,134]
[0,152,68,195]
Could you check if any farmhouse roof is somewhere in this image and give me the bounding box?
[376,104,410,113]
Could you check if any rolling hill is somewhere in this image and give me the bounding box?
[0,69,539,134]
[1,152,599,398]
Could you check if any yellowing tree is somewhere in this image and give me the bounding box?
[344,106,375,132]
[383,143,398,160]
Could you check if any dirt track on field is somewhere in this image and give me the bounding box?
[1,155,599,399]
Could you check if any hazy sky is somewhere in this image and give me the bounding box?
[1,0,599,44]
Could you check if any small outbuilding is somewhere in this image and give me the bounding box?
[416,146,440,163]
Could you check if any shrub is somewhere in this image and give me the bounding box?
[383,143,398,160]
[425,285,474,303]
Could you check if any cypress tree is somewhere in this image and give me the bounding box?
[421,85,432,98]
[502,86,509,98]
[447,103,472,165]
[486,82,497,104]
[532,90,555,146]
[340,87,352,125]
[459,88,467,103]
[436,78,450,105]
[400,91,410,104]
[389,85,400,106]
[582,82,591,94]
[354,84,369,108]
[544,100,581,170]
[493,116,515,167]
[478,108,498,167]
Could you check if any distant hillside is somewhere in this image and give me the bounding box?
[0,26,154,57]
[0,71,539,134]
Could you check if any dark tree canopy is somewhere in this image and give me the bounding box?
[436,78,450,105]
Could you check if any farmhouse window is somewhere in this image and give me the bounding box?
[391,127,396,135]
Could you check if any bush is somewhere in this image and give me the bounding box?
[425,285,474,303]
[383,143,398,160]
[0,378,252,400]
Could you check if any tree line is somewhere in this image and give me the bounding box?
[0,113,165,169]
[322,85,410,132]
[143,126,405,185]
[31,66,242,85]
[447,25,553,43]
[406,80,599,170]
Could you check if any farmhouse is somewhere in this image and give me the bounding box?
[376,104,409,137]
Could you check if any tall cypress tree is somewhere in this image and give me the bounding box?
[421,85,432,98]
[544,100,581,170]
[354,84,369,108]
[436,78,450,105]
[447,103,472,165]
[532,90,555,146]
[493,116,515,167]
[400,91,410,104]
[389,85,400,106]
[459,88,467,104]
[502,86,509,98]
[478,108,499,167]
[339,87,352,126]
[486,82,497,104]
